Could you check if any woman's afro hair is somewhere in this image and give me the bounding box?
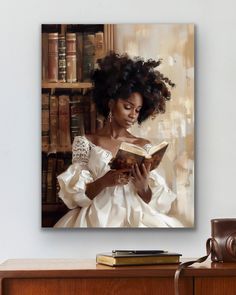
[91,52,175,124]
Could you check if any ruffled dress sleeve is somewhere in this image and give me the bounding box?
[144,143,176,214]
[148,170,176,214]
[57,136,94,209]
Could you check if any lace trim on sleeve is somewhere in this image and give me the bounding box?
[72,136,90,166]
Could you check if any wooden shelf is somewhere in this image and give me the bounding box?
[42,81,93,89]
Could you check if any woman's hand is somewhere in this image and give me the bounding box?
[86,169,131,200]
[131,163,152,203]
[101,169,131,187]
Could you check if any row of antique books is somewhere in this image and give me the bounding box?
[42,92,100,153]
[42,152,71,204]
[42,31,105,83]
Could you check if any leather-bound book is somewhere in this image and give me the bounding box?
[55,155,65,202]
[71,113,85,141]
[55,153,72,202]
[76,33,83,82]
[70,94,90,134]
[58,94,71,151]
[58,34,66,82]
[82,93,96,134]
[42,32,48,81]
[110,141,169,171]
[46,154,57,203]
[49,95,59,153]
[83,98,92,134]
[41,93,50,152]
[42,153,48,203]
[83,33,95,81]
[70,94,85,139]
[96,251,181,266]
[66,33,77,82]
[48,33,59,82]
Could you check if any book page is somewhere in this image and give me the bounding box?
[149,141,168,155]
[119,141,147,157]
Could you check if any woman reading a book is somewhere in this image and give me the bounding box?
[55,53,183,227]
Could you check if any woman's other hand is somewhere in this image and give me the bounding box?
[86,169,131,200]
[101,169,131,187]
[131,163,152,203]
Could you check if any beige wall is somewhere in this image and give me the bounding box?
[114,24,194,226]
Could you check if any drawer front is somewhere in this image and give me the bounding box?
[3,277,192,295]
[195,277,236,295]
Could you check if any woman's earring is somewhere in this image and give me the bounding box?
[108,111,112,123]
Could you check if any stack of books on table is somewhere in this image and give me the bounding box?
[96,250,182,266]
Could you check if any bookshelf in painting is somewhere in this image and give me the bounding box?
[41,24,114,227]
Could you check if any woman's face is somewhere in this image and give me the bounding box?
[111,92,143,129]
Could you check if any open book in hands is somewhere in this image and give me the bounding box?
[110,141,168,171]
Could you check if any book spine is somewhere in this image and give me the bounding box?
[70,115,85,141]
[41,93,50,152]
[63,154,72,169]
[55,156,65,202]
[42,33,48,81]
[55,153,72,202]
[46,155,57,203]
[70,94,85,137]
[66,33,77,83]
[71,94,91,134]
[58,34,66,83]
[42,153,48,203]
[83,33,95,81]
[58,94,71,151]
[76,33,83,82]
[84,95,92,134]
[49,95,59,153]
[48,33,59,82]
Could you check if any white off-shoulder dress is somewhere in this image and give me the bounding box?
[54,136,183,228]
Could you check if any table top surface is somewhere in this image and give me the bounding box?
[1,258,236,278]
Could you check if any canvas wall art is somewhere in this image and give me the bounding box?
[41,24,194,228]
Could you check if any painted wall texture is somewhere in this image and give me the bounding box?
[115,24,194,226]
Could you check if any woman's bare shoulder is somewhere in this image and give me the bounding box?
[85,134,94,142]
[85,133,108,146]
[85,134,100,145]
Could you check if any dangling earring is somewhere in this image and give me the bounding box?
[108,111,112,123]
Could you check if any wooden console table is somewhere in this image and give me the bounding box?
[1,259,236,294]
